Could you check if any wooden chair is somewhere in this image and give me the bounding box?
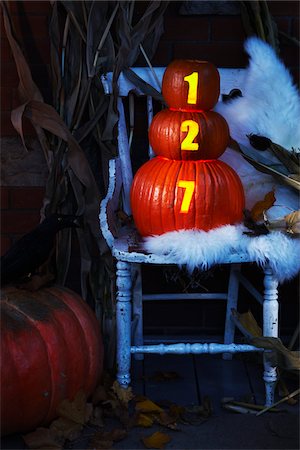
[100,67,279,406]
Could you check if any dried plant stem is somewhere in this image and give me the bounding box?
[256,388,300,416]
[93,2,119,70]
[139,43,162,90]
[68,9,86,43]
[279,30,300,47]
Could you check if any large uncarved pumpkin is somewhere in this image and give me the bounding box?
[130,157,245,236]
[1,286,103,435]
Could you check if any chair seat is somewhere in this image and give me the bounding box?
[112,225,254,265]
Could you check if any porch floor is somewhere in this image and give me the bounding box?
[2,337,299,450]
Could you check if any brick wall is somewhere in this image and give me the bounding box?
[151,1,299,83]
[1,186,45,254]
[1,1,51,253]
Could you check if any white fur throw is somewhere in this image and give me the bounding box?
[215,37,300,151]
[144,225,300,283]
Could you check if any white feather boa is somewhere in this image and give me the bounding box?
[144,38,300,283]
[144,225,300,283]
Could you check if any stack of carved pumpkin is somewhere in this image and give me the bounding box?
[130,59,245,236]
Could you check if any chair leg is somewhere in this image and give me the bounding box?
[132,264,144,360]
[223,263,241,360]
[116,261,132,388]
[263,265,279,406]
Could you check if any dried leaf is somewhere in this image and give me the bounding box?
[169,403,186,420]
[1,2,43,103]
[235,310,262,337]
[135,399,164,413]
[141,431,171,449]
[92,384,109,405]
[89,406,105,428]
[90,429,127,449]
[251,337,300,371]
[22,427,63,449]
[112,380,134,406]
[285,210,300,235]
[238,145,300,191]
[49,417,82,442]
[156,411,178,429]
[136,412,154,428]
[264,209,300,235]
[56,390,88,425]
[251,190,276,221]
[150,371,182,382]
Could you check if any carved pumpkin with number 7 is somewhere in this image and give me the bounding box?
[130,157,245,236]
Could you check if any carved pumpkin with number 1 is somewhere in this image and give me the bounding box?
[162,59,220,111]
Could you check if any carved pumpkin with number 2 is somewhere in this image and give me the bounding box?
[149,109,230,160]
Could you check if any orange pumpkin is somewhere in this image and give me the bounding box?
[1,286,103,435]
[149,109,229,160]
[130,157,245,236]
[162,59,220,111]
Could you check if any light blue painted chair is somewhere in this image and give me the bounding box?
[100,67,279,406]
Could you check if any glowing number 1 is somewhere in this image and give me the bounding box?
[177,180,195,213]
[184,72,198,104]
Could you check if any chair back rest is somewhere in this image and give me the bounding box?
[101,67,245,217]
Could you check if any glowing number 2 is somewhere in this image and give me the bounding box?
[184,72,198,104]
[177,180,195,213]
[180,120,199,151]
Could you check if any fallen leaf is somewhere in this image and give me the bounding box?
[169,403,186,420]
[156,411,178,430]
[50,417,82,442]
[141,431,171,449]
[285,210,300,235]
[251,190,276,221]
[89,406,105,427]
[112,380,134,406]
[234,310,262,337]
[201,396,213,417]
[135,399,163,413]
[89,437,113,449]
[56,390,88,425]
[136,412,154,427]
[89,428,127,449]
[22,427,63,449]
[150,371,182,382]
[92,384,109,405]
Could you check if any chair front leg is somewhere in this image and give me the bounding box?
[116,260,132,388]
[263,265,279,406]
[132,263,144,360]
[223,263,241,360]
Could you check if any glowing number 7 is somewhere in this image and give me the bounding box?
[177,180,195,213]
[184,72,198,104]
